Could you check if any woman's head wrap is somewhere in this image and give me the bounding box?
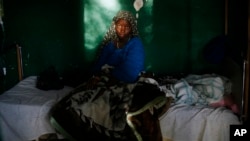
[101,10,139,47]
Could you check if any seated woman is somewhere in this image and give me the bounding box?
[49,10,145,141]
[92,10,145,83]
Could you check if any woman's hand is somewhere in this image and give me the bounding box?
[101,64,114,73]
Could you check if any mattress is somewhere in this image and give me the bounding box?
[0,76,73,141]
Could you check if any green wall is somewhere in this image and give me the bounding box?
[144,0,224,73]
[83,0,225,74]
[0,0,225,92]
[1,0,84,90]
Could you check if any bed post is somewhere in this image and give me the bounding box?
[243,1,250,123]
[239,0,250,123]
[16,44,23,81]
[225,0,249,123]
[242,59,249,123]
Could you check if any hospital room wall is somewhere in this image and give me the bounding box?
[0,0,84,91]
[0,0,242,93]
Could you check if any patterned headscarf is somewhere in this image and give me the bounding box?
[100,10,139,48]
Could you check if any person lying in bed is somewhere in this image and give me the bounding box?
[90,10,145,85]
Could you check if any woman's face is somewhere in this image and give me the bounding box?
[115,19,132,40]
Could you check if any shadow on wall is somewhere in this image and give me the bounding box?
[203,35,242,67]
[203,35,244,112]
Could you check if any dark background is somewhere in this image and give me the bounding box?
[0,0,248,93]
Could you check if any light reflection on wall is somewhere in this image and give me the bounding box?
[83,0,121,62]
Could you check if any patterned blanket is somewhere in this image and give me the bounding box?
[67,73,231,138]
[70,74,138,138]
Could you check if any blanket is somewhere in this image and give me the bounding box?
[161,74,232,105]
[70,75,137,137]
[68,73,234,139]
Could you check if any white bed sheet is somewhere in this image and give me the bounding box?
[159,104,241,141]
[0,76,73,141]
